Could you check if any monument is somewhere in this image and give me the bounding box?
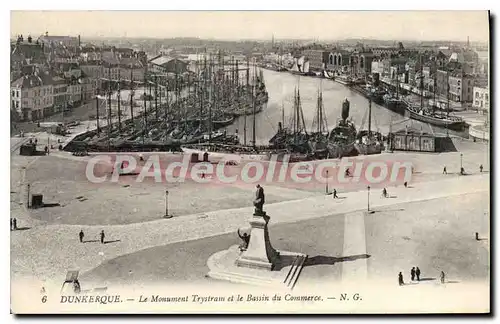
[236,185,280,270]
[206,185,308,289]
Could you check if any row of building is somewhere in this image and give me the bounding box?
[10,33,150,121]
[263,40,488,109]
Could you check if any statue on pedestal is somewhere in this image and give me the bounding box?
[253,184,265,216]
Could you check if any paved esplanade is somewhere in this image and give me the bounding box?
[11,168,488,284]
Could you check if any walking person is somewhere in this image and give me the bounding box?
[440,271,446,284]
[480,164,483,173]
[404,181,408,188]
[79,230,85,243]
[13,218,17,231]
[411,267,416,281]
[382,188,388,198]
[443,166,447,174]
[416,267,421,281]
[100,230,105,244]
[398,272,404,286]
[333,189,338,199]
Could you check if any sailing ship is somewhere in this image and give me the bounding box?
[404,55,466,131]
[326,99,358,158]
[309,86,329,159]
[269,87,310,154]
[405,105,466,130]
[181,62,274,162]
[383,93,406,115]
[354,97,384,155]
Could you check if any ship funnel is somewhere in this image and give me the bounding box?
[341,98,350,121]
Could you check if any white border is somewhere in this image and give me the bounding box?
[3,2,497,323]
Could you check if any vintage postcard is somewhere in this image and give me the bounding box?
[10,10,490,314]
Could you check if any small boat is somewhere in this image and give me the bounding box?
[383,93,406,115]
[327,99,358,158]
[354,99,384,155]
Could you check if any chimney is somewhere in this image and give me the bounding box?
[78,35,81,47]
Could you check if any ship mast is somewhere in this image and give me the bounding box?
[446,70,450,137]
[95,94,100,134]
[252,59,257,148]
[117,68,121,134]
[208,53,213,144]
[154,74,158,120]
[419,55,424,111]
[368,97,372,138]
[107,65,112,150]
[282,102,285,127]
[143,67,147,146]
[129,65,134,123]
[244,58,249,146]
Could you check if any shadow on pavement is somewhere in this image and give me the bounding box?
[43,203,61,208]
[304,254,370,267]
[104,240,121,245]
[13,227,31,231]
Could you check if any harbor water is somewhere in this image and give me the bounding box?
[227,68,466,146]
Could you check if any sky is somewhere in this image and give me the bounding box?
[10,11,490,42]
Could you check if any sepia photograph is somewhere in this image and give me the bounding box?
[8,9,490,314]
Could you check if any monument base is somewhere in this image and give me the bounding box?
[207,245,307,289]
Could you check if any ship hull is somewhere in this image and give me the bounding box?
[406,109,466,130]
[181,147,271,162]
[354,143,383,155]
[326,143,357,159]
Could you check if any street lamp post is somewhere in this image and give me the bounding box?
[164,190,172,218]
[325,170,329,194]
[367,186,370,212]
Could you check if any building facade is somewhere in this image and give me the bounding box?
[472,86,489,112]
[302,49,329,71]
[349,52,374,77]
[448,73,474,103]
[327,50,350,72]
[435,70,449,97]
[10,73,54,121]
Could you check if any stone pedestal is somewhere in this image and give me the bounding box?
[206,211,307,289]
[236,212,280,270]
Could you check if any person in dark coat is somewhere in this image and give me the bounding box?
[443,166,447,174]
[79,230,85,243]
[398,272,404,286]
[382,188,388,198]
[411,267,416,281]
[440,271,445,284]
[404,181,408,188]
[480,164,483,173]
[416,267,421,281]
[333,189,338,199]
[100,230,105,244]
[12,218,17,230]
[253,184,265,214]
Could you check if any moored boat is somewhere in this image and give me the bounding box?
[405,104,466,131]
